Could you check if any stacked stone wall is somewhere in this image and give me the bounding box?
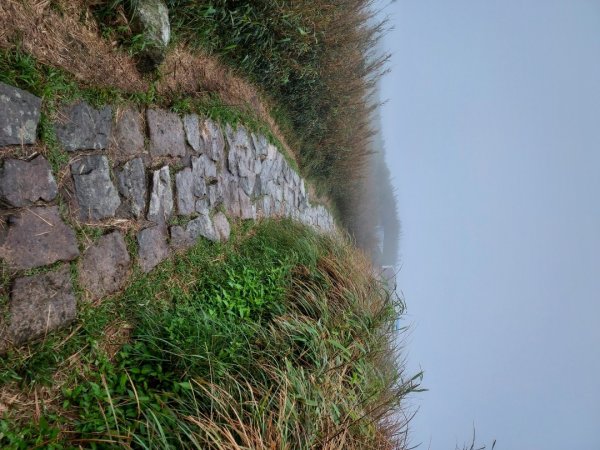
[0,81,334,349]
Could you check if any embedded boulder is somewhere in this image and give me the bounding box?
[169,225,195,251]
[54,101,112,151]
[175,157,212,216]
[71,155,121,221]
[130,0,171,72]
[0,206,79,270]
[169,212,221,250]
[0,82,42,147]
[187,214,218,242]
[0,156,58,207]
[175,167,195,216]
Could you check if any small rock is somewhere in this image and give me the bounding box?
[0,82,42,147]
[131,0,171,72]
[54,101,112,151]
[147,109,186,158]
[0,206,79,270]
[147,166,173,223]
[4,265,76,346]
[116,157,147,218]
[71,155,121,221]
[79,232,131,301]
[183,114,201,152]
[113,108,145,158]
[137,224,169,272]
[0,156,58,207]
[213,212,230,242]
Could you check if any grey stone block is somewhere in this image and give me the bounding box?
[175,167,195,216]
[187,214,218,242]
[213,212,231,242]
[54,101,112,151]
[138,224,169,273]
[4,265,77,346]
[200,119,225,164]
[71,155,121,221]
[0,206,79,270]
[147,109,186,157]
[183,114,201,153]
[0,156,58,207]
[116,157,147,218]
[147,166,173,223]
[0,82,42,147]
[79,231,131,301]
[113,108,145,158]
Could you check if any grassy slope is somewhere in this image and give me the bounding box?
[0,2,418,448]
[1,220,419,449]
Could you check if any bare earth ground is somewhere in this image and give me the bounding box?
[0,0,296,163]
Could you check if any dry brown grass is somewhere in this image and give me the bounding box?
[0,328,88,423]
[0,319,134,426]
[0,0,296,163]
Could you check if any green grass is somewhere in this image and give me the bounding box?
[0,219,418,449]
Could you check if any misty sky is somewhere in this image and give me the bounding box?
[378,1,600,449]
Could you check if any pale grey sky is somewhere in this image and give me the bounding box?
[378,1,600,448]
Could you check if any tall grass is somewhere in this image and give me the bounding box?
[1,220,420,449]
[68,221,419,449]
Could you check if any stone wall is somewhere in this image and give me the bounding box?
[0,81,334,349]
